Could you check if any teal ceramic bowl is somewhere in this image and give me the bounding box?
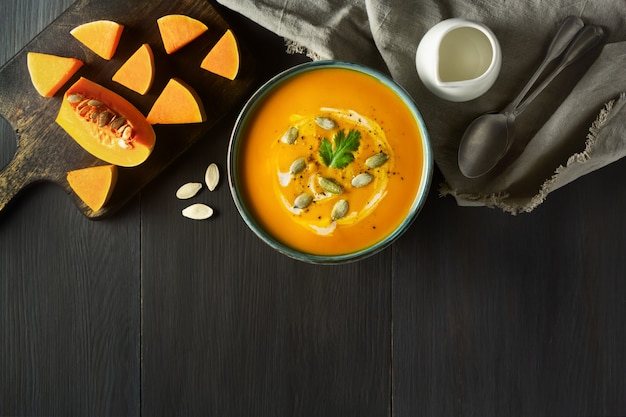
[227,61,433,264]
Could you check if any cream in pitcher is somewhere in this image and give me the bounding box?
[416,18,501,102]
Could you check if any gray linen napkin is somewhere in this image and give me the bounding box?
[218,0,626,213]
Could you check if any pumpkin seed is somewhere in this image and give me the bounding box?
[88,99,103,107]
[205,163,219,191]
[289,157,306,175]
[314,116,336,130]
[281,126,299,144]
[109,117,126,131]
[331,199,349,220]
[121,125,133,140]
[182,203,214,220]
[318,177,343,194]
[98,111,112,127]
[365,152,389,168]
[294,193,313,209]
[67,93,83,103]
[351,172,373,188]
[118,138,132,149]
[176,182,203,199]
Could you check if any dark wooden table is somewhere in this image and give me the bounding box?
[2,1,625,416]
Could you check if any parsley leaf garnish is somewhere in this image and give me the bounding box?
[319,129,361,169]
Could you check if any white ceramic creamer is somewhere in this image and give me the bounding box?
[416,18,501,102]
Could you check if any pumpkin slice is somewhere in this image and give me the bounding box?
[200,29,239,80]
[67,164,118,212]
[146,78,206,124]
[157,14,208,54]
[70,20,124,60]
[56,77,156,167]
[27,52,84,97]
[112,43,155,95]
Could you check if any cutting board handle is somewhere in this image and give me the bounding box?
[0,150,35,213]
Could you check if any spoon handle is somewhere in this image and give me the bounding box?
[513,25,605,117]
[503,15,584,113]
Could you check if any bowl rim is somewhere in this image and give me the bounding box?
[227,60,434,264]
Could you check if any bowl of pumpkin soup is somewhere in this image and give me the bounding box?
[228,61,433,264]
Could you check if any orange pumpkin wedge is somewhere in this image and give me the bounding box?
[67,164,118,212]
[112,43,155,95]
[56,77,156,167]
[146,78,206,124]
[200,29,239,80]
[157,14,208,54]
[70,20,124,60]
[27,52,84,97]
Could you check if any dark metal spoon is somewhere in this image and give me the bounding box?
[510,25,604,118]
[457,16,588,178]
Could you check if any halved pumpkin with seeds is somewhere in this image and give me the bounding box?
[66,164,118,211]
[146,77,206,124]
[27,52,84,97]
[157,14,208,54]
[56,77,156,167]
[70,20,124,60]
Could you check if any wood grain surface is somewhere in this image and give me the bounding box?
[2,1,626,416]
[0,0,256,219]
[393,167,626,416]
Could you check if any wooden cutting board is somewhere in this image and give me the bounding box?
[0,0,256,219]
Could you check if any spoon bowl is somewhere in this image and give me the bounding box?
[458,112,510,178]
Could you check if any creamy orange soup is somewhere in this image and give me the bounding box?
[237,67,424,256]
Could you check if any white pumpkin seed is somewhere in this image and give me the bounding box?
[182,203,214,220]
[331,199,349,220]
[205,163,219,191]
[176,182,203,199]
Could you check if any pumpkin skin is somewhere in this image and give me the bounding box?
[56,77,156,167]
